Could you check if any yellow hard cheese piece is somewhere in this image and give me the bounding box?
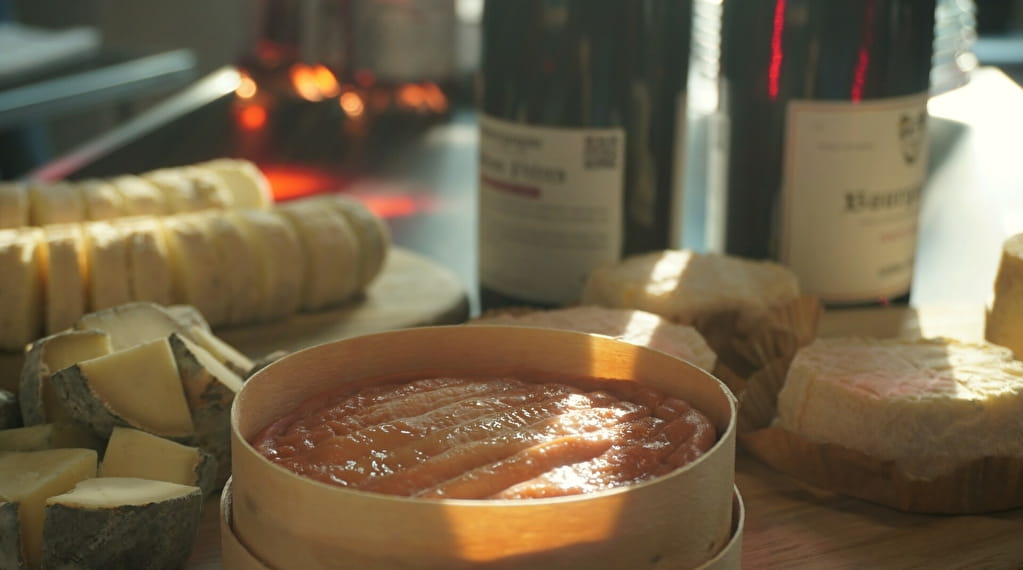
[987,233,1023,358]
[19,329,113,426]
[101,427,217,498]
[0,448,98,569]
[53,337,194,439]
[0,425,57,452]
[0,181,28,229]
[0,228,44,351]
[42,477,203,570]
[40,224,88,335]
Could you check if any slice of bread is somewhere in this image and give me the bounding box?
[777,336,1023,480]
[474,305,717,372]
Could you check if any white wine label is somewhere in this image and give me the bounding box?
[781,93,929,303]
[478,114,626,304]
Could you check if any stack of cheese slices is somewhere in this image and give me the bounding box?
[0,160,390,351]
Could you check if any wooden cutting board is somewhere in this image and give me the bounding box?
[0,247,469,393]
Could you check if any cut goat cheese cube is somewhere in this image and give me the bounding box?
[0,448,97,569]
[42,477,202,570]
[116,217,175,306]
[198,210,263,325]
[160,213,230,326]
[100,426,217,498]
[52,337,194,440]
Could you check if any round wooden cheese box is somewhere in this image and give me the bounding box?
[225,326,740,569]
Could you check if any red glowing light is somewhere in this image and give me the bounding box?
[260,164,350,201]
[768,0,787,101]
[238,104,268,130]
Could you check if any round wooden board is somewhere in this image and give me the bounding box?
[0,247,469,393]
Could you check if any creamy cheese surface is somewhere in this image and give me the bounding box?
[581,249,800,329]
[778,337,1023,480]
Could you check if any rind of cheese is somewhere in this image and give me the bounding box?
[108,175,169,216]
[316,194,390,289]
[0,448,97,569]
[169,333,242,487]
[74,301,193,352]
[52,337,194,440]
[777,336,1023,480]
[0,424,56,451]
[19,329,113,426]
[199,158,273,210]
[0,498,24,570]
[230,210,305,320]
[198,210,263,325]
[82,220,132,311]
[161,213,230,326]
[100,427,217,498]
[40,224,88,334]
[0,182,28,229]
[277,201,360,310]
[0,228,44,351]
[476,306,718,372]
[185,325,254,378]
[115,217,174,306]
[28,182,84,226]
[42,477,202,570]
[987,233,1023,359]
[581,249,800,329]
[77,179,125,221]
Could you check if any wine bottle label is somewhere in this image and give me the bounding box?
[478,114,626,304]
[781,93,929,303]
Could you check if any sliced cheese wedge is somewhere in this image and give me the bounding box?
[0,497,23,570]
[27,182,84,226]
[186,325,254,378]
[0,424,57,451]
[109,175,169,216]
[230,209,305,320]
[82,220,132,311]
[20,329,113,425]
[116,217,174,306]
[199,158,273,210]
[42,477,202,570]
[0,228,44,351]
[198,210,263,325]
[40,224,88,335]
[0,448,97,569]
[277,200,360,310]
[74,301,193,352]
[169,333,243,486]
[0,182,28,229]
[77,179,125,221]
[52,337,194,440]
[161,213,230,326]
[101,427,217,498]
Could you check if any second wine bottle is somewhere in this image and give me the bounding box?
[477,0,691,310]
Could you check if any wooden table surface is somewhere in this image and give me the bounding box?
[184,303,1023,569]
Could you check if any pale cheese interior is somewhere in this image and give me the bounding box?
[47,476,198,508]
[76,337,194,436]
[100,427,202,487]
[0,448,97,568]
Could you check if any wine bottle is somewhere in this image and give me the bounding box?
[477,0,691,309]
[714,0,935,305]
